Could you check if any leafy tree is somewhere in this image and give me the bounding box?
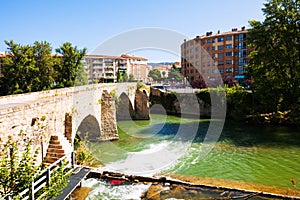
[33,41,57,91]
[75,63,88,86]
[0,40,59,95]
[55,42,87,87]
[129,73,135,82]
[122,72,128,82]
[191,79,206,89]
[0,40,37,94]
[148,69,161,81]
[162,71,166,78]
[247,0,300,117]
[168,68,183,81]
[117,71,122,82]
[0,135,40,197]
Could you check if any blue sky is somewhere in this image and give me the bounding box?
[0,0,266,62]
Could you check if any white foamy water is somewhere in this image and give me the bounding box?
[104,140,190,176]
[82,178,150,200]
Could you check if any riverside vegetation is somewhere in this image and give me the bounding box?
[0,134,70,199]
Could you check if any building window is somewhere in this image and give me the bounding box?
[190,41,194,46]
[226,36,232,41]
[207,62,210,66]
[202,40,206,45]
[195,47,199,52]
[212,38,215,43]
[226,60,233,65]
[207,39,211,44]
[218,37,224,42]
[190,69,194,73]
[218,61,224,66]
[207,69,210,74]
[213,69,218,74]
[234,52,239,57]
[190,48,194,53]
[219,69,224,73]
[202,70,206,74]
[207,47,210,51]
[226,68,233,72]
[190,55,194,60]
[226,52,233,57]
[212,46,216,51]
[195,62,199,66]
[218,53,224,58]
[195,54,199,59]
[226,44,233,49]
[212,54,216,59]
[218,45,223,50]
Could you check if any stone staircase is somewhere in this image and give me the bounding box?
[44,135,72,164]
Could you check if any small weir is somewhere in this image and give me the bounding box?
[67,169,300,200]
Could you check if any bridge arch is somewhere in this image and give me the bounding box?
[77,114,101,142]
[116,92,135,120]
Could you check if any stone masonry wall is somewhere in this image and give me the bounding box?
[0,83,138,165]
[149,88,211,117]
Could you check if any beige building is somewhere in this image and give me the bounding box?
[84,55,122,83]
[84,54,148,83]
[120,54,148,82]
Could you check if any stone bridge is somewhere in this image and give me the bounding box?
[0,83,149,164]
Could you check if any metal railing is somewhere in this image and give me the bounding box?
[3,152,75,200]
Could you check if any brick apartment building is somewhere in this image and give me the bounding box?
[181,27,250,85]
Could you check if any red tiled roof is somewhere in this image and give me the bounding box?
[85,54,126,60]
[121,54,148,61]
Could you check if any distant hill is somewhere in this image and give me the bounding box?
[147,62,174,67]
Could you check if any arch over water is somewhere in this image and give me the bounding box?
[77,114,101,142]
[116,92,135,120]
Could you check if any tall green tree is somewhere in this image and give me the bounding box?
[122,72,129,82]
[0,40,37,94]
[148,69,161,81]
[74,63,88,86]
[0,40,58,95]
[168,68,183,81]
[128,73,135,82]
[55,42,87,87]
[33,41,57,91]
[247,0,300,115]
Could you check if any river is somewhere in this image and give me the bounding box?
[83,114,300,199]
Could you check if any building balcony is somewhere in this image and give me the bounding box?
[105,69,114,73]
[118,66,127,70]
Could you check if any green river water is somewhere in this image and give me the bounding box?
[87,114,300,190]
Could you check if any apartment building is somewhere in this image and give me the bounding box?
[120,54,148,82]
[84,54,148,83]
[181,27,250,84]
[84,55,121,83]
